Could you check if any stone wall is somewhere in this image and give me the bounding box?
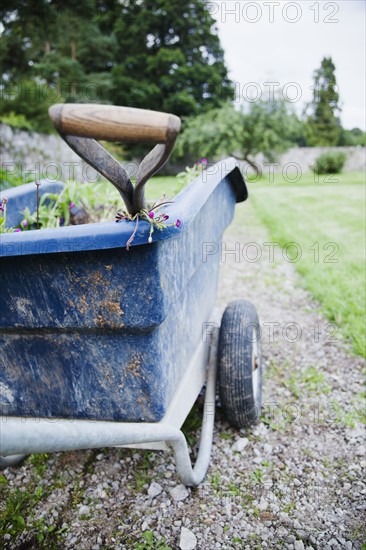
[1,124,365,183]
[1,124,99,183]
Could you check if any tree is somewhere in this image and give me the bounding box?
[110,0,232,116]
[338,127,366,147]
[0,1,111,130]
[1,0,232,131]
[175,100,302,174]
[305,57,341,146]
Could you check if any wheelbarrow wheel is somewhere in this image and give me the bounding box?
[0,455,26,469]
[218,300,262,429]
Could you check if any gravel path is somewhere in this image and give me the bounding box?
[1,201,365,549]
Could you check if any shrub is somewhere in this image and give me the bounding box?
[0,79,56,133]
[0,112,34,131]
[312,151,347,175]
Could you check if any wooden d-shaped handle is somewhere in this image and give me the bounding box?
[49,103,181,144]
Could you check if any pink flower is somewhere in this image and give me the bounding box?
[201,158,207,165]
[175,219,182,228]
[14,228,21,232]
[148,211,154,219]
[21,219,28,228]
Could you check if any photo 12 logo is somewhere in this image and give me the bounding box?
[200,160,344,187]
[1,161,101,185]
[202,320,339,345]
[224,80,340,105]
[202,241,340,264]
[0,81,108,105]
[206,2,340,24]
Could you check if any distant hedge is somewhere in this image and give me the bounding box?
[312,151,347,175]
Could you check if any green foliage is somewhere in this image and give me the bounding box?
[134,530,172,550]
[0,79,60,134]
[110,0,232,116]
[0,111,34,131]
[181,403,202,446]
[19,179,122,230]
[305,57,341,146]
[0,1,232,132]
[0,469,66,547]
[175,100,301,173]
[338,127,366,147]
[0,455,52,542]
[132,452,154,492]
[176,159,207,192]
[175,103,241,162]
[0,206,6,233]
[28,454,50,478]
[0,167,34,190]
[312,151,347,175]
[0,198,18,234]
[251,468,264,484]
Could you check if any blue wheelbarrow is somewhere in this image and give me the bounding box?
[0,104,262,485]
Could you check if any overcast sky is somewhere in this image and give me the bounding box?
[212,0,366,129]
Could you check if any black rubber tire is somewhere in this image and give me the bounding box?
[218,300,262,429]
[0,455,26,470]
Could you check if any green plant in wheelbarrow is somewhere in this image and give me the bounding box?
[115,194,181,250]
[0,198,21,234]
[176,157,208,189]
[15,178,180,248]
[19,180,93,230]
[0,103,263,485]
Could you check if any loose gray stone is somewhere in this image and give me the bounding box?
[279,512,292,526]
[211,523,223,537]
[179,527,197,550]
[170,484,189,501]
[78,505,90,517]
[258,498,269,511]
[148,482,163,499]
[232,438,249,452]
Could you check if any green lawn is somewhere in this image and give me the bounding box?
[148,171,366,358]
[248,173,366,357]
[144,175,181,201]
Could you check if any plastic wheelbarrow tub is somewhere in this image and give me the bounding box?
[0,105,262,485]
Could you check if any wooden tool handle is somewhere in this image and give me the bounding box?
[49,103,181,143]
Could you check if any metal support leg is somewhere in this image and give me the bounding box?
[169,337,217,486]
